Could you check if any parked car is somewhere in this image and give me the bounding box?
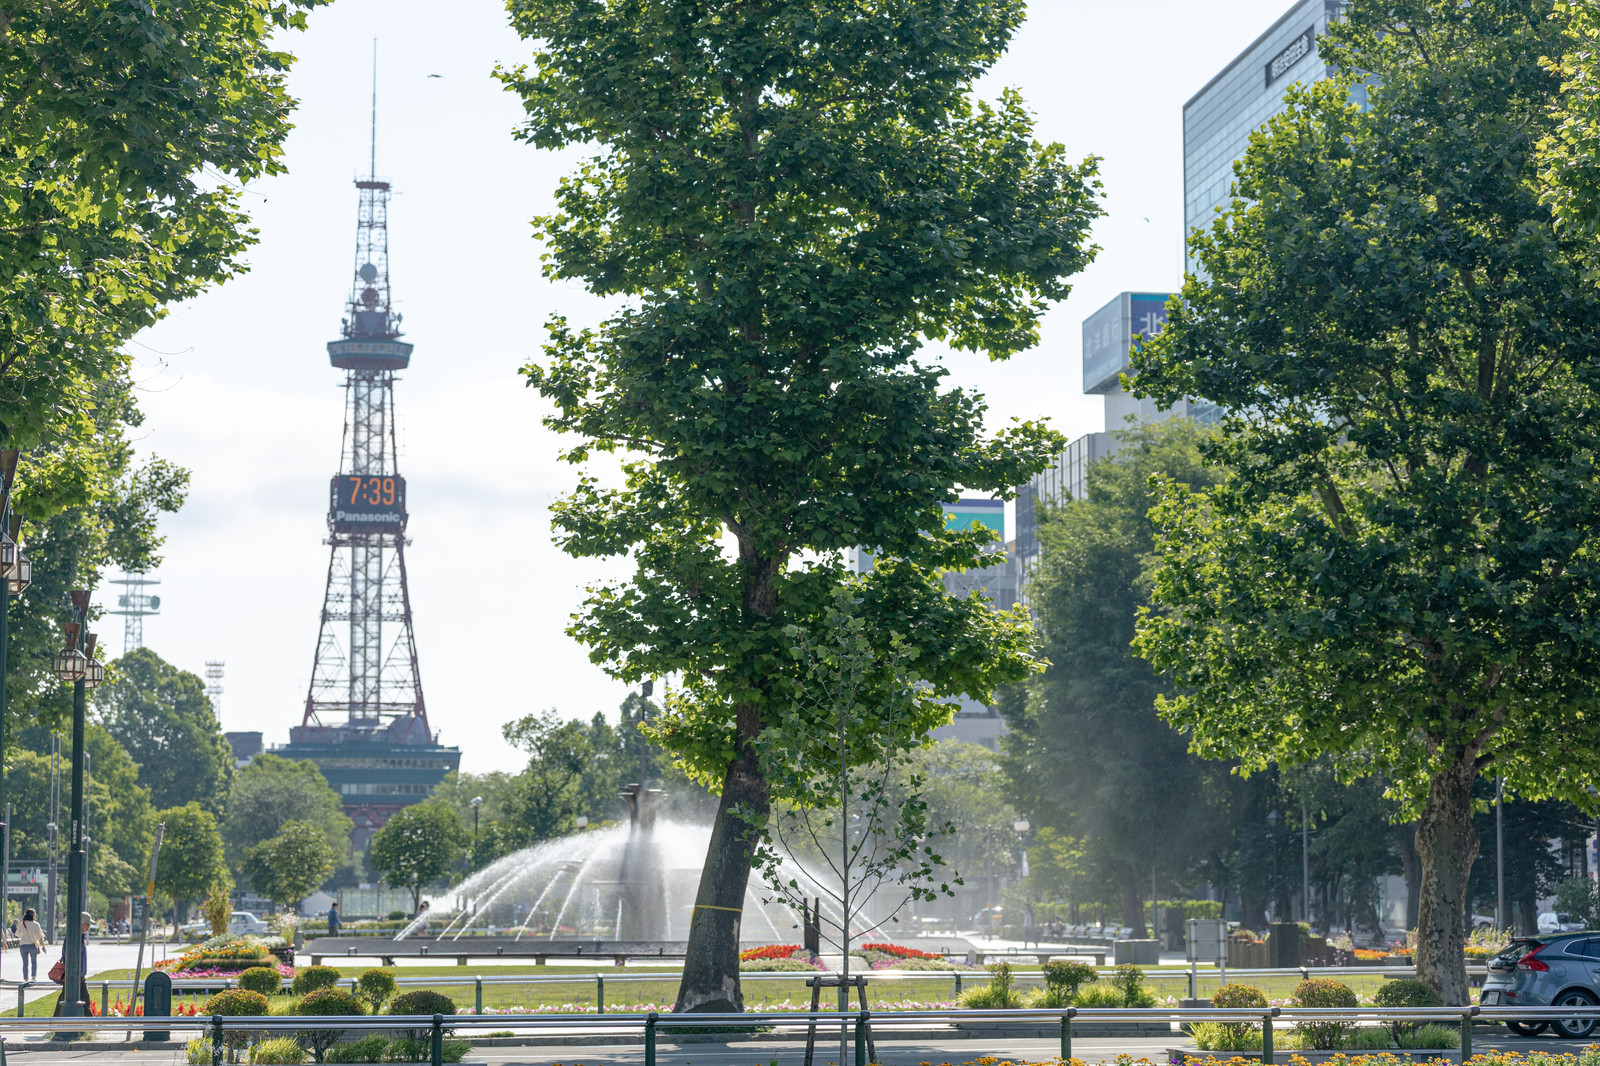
[180,911,270,941]
[1480,933,1600,1037]
[1538,912,1585,934]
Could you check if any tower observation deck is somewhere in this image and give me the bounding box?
[279,149,459,851]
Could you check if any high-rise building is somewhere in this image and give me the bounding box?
[1184,0,1345,255]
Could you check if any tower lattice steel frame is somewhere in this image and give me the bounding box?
[301,169,429,740]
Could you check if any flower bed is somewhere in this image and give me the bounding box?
[738,944,825,971]
[157,933,281,976]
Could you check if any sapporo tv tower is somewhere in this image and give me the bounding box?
[280,60,459,851]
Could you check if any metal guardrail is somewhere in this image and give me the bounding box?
[56,963,1492,1018]
[0,1005,1595,1066]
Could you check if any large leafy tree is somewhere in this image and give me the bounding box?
[1003,420,1230,935]
[504,0,1099,1011]
[1131,0,1600,1003]
[153,801,225,921]
[367,802,462,912]
[221,754,352,874]
[243,820,336,912]
[96,648,232,815]
[0,0,319,446]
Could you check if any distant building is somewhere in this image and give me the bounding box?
[1184,0,1345,260]
[224,731,264,769]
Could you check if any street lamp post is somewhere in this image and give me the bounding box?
[0,449,34,974]
[469,796,483,873]
[1013,820,1031,945]
[53,590,103,1019]
[1266,810,1280,924]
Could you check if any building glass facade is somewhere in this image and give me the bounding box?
[1184,0,1343,253]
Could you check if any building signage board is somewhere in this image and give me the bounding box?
[1265,26,1315,87]
[1082,296,1129,395]
[328,474,407,532]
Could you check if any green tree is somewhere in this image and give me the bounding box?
[96,648,232,814]
[221,754,351,873]
[1003,420,1228,935]
[1130,0,1600,1003]
[367,803,462,911]
[498,711,594,845]
[154,802,225,921]
[908,740,1021,912]
[244,820,336,912]
[0,0,319,449]
[504,0,1099,1012]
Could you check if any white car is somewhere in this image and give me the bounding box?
[181,911,270,940]
[1536,911,1585,933]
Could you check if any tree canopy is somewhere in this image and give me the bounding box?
[1131,0,1600,1002]
[1003,419,1230,935]
[221,754,351,874]
[504,0,1100,1011]
[96,648,232,815]
[244,819,337,910]
[367,802,462,911]
[153,801,225,919]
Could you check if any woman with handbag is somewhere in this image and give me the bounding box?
[50,913,90,1017]
[15,908,43,982]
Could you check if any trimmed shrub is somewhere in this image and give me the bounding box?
[249,1038,308,1064]
[237,967,283,997]
[291,966,343,996]
[1374,977,1442,1041]
[201,989,269,1064]
[295,988,365,1064]
[1074,981,1134,1008]
[1190,1022,1262,1052]
[1398,1023,1460,1050]
[356,969,398,1014]
[386,910,407,921]
[1208,983,1269,1048]
[956,961,1022,1009]
[387,990,457,1045]
[1111,964,1155,1007]
[1293,978,1357,1049]
[324,1036,390,1064]
[1027,959,1097,1009]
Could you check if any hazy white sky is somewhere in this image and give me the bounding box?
[126,0,1293,774]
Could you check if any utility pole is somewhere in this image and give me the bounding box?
[129,823,165,1023]
[1496,777,1506,931]
[1302,806,1311,928]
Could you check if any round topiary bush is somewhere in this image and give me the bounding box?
[387,989,456,1017]
[294,988,364,1064]
[291,965,343,996]
[1294,978,1357,1049]
[388,989,457,1044]
[202,989,270,1063]
[1210,983,1270,1048]
[356,968,397,1013]
[1373,978,1442,1041]
[237,966,282,997]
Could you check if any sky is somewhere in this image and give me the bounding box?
[124,0,1294,774]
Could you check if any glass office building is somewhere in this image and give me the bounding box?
[1184,0,1343,252]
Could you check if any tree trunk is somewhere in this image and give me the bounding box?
[1414,759,1478,1004]
[1397,823,1422,931]
[673,733,770,1013]
[1117,864,1147,937]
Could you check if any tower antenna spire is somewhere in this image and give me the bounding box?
[369,38,378,182]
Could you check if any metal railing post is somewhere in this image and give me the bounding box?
[475,976,483,1015]
[597,974,605,1014]
[431,1013,443,1066]
[99,981,107,1018]
[1461,1010,1472,1063]
[646,1010,658,1066]
[953,972,962,996]
[1262,1009,1274,1066]
[1060,1008,1074,1061]
[854,1009,868,1066]
[1188,966,1196,1000]
[14,985,21,1018]
[210,1014,223,1066]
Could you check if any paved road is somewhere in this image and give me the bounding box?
[0,1025,1593,1065]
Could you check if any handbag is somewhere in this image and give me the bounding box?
[47,957,64,984]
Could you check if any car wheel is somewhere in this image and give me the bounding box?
[1552,990,1599,1038]
[1507,1021,1548,1037]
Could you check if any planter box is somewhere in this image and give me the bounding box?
[1383,956,1415,967]
[1171,1050,1455,1064]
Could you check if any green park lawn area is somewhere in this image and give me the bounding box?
[63,964,1410,1018]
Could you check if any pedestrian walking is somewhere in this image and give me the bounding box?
[15,907,44,982]
[327,901,341,936]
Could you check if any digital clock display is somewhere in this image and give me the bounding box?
[329,474,407,531]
